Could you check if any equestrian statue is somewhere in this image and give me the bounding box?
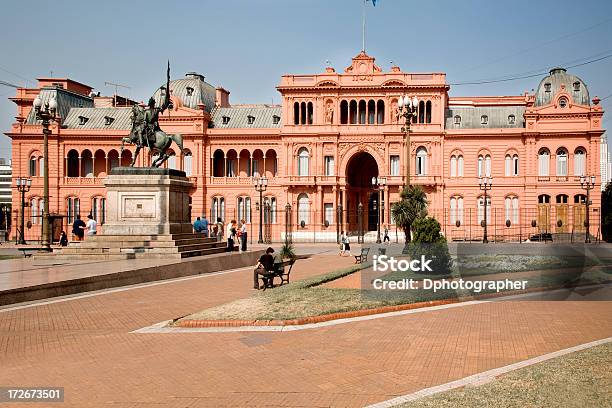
[121,61,184,167]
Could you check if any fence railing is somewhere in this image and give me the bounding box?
[11,205,602,244]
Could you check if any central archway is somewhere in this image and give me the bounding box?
[346,151,379,232]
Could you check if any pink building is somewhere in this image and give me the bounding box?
[6,52,605,242]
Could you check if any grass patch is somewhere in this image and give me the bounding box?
[178,258,610,323]
[0,255,19,260]
[398,342,612,408]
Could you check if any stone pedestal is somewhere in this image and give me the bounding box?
[103,167,193,235]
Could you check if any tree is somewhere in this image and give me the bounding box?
[408,216,453,274]
[391,185,428,249]
[603,182,612,242]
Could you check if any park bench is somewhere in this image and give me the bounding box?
[354,247,370,264]
[257,259,296,290]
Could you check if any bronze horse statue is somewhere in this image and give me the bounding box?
[121,103,184,167]
[120,61,184,168]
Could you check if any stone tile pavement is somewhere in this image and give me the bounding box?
[0,252,610,407]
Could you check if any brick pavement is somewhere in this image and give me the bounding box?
[0,253,610,407]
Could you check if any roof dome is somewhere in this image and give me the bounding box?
[151,72,216,112]
[534,67,589,107]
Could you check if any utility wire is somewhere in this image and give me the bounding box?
[450,52,612,86]
[459,17,612,74]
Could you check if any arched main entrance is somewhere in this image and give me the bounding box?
[345,151,379,232]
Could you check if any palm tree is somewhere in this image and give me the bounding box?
[391,186,428,250]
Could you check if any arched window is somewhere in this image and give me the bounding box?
[81,150,93,178]
[376,100,384,124]
[454,115,461,126]
[297,193,309,225]
[108,150,120,171]
[29,156,37,176]
[167,152,177,169]
[39,157,44,178]
[416,147,427,176]
[538,194,550,204]
[237,196,251,223]
[425,100,432,123]
[450,156,457,177]
[340,100,348,124]
[183,150,192,176]
[538,148,550,176]
[556,148,568,176]
[508,114,516,125]
[211,196,225,222]
[307,102,313,124]
[505,196,519,224]
[92,197,99,222]
[512,155,519,176]
[450,196,463,224]
[556,194,568,204]
[300,102,306,125]
[505,154,519,176]
[367,100,375,124]
[505,155,512,176]
[574,194,587,204]
[100,198,106,225]
[212,149,224,177]
[297,147,309,176]
[264,196,277,224]
[418,100,425,123]
[477,196,491,224]
[349,100,357,124]
[478,154,491,177]
[457,155,464,177]
[31,198,38,224]
[574,148,585,176]
[66,197,80,224]
[293,102,299,125]
[480,115,488,125]
[358,100,366,124]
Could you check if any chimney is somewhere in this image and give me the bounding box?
[215,87,230,108]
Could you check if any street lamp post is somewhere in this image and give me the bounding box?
[372,176,387,243]
[580,175,596,243]
[15,177,32,245]
[253,176,268,244]
[478,177,492,243]
[397,95,418,187]
[33,94,58,251]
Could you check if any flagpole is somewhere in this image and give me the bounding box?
[362,0,366,51]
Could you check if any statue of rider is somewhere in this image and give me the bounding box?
[142,93,170,149]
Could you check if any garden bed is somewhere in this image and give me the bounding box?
[173,254,611,327]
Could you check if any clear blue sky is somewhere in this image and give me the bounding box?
[1,0,611,161]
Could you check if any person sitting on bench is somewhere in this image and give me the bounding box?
[254,247,275,289]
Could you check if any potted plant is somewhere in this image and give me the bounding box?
[279,242,296,261]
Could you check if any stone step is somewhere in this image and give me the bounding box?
[70,238,222,249]
[88,233,215,243]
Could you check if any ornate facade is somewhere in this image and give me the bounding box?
[6,52,606,242]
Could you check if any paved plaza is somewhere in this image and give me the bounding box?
[0,249,610,407]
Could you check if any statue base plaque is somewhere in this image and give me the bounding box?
[103,167,193,235]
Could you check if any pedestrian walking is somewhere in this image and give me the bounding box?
[72,215,85,241]
[240,219,248,251]
[84,214,97,238]
[193,217,203,233]
[216,217,224,241]
[201,215,210,237]
[59,231,68,247]
[226,219,236,252]
[383,224,390,244]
